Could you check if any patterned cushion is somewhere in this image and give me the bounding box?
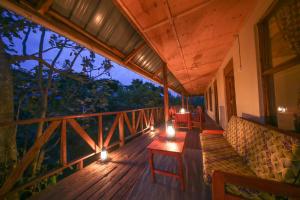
[222,116,300,184]
[200,116,300,199]
[200,134,256,184]
[266,129,300,184]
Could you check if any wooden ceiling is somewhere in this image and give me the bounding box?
[114,0,258,95]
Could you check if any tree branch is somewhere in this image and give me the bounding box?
[9,55,86,83]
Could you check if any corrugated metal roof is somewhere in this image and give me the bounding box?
[51,0,183,92]
[4,0,184,93]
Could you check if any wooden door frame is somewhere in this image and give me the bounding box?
[213,80,219,124]
[224,59,237,121]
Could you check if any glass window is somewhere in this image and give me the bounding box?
[259,0,300,132]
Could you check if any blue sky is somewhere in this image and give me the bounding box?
[10,26,179,96]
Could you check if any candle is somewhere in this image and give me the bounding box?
[166,125,175,139]
[150,125,154,131]
[180,108,185,114]
[100,148,108,161]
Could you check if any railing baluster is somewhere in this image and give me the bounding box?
[104,113,120,148]
[98,114,103,151]
[60,119,67,166]
[140,110,144,131]
[0,120,61,197]
[119,113,125,146]
[132,111,135,132]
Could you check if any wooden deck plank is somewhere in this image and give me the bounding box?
[33,116,220,200]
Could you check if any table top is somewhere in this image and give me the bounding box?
[175,112,190,115]
[147,131,186,153]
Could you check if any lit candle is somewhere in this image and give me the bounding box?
[277,106,287,113]
[180,108,185,114]
[166,125,175,139]
[150,125,154,131]
[100,148,108,161]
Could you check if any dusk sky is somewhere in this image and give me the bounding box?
[9,25,179,96]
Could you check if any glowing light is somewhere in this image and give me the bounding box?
[180,108,185,114]
[167,125,175,139]
[150,125,154,131]
[100,149,108,161]
[277,106,287,113]
[94,14,103,24]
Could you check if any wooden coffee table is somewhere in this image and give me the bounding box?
[147,131,186,191]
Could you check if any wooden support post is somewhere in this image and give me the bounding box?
[98,115,103,150]
[60,120,67,166]
[186,96,189,111]
[119,113,124,146]
[163,64,169,129]
[181,94,184,108]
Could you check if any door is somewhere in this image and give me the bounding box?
[213,81,219,124]
[224,59,237,121]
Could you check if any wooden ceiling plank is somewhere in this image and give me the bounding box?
[142,0,213,33]
[173,0,213,20]
[114,0,186,94]
[163,0,192,84]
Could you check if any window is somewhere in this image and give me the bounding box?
[259,0,300,132]
[209,87,212,111]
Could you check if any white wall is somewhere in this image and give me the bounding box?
[205,0,275,129]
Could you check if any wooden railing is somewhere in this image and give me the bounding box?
[212,170,300,200]
[0,107,163,197]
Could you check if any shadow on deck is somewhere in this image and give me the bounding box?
[33,115,221,200]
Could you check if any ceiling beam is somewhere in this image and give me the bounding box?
[114,0,187,95]
[142,0,212,33]
[124,43,145,64]
[163,0,192,84]
[37,0,54,14]
[181,71,215,85]
[152,67,163,78]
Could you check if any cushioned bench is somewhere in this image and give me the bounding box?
[200,116,300,199]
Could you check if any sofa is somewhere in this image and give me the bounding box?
[200,116,300,199]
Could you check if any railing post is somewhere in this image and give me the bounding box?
[140,110,144,131]
[132,111,135,133]
[60,119,67,166]
[98,114,103,151]
[119,113,125,146]
[77,160,83,170]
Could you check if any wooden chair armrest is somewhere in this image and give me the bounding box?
[202,130,224,135]
[212,170,300,200]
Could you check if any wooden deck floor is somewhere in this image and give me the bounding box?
[33,116,221,200]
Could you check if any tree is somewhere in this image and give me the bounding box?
[0,8,28,186]
[0,9,113,187]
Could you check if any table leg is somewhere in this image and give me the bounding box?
[149,151,156,183]
[177,154,185,191]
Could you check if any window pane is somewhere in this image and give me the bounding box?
[268,17,297,67]
[274,64,300,131]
